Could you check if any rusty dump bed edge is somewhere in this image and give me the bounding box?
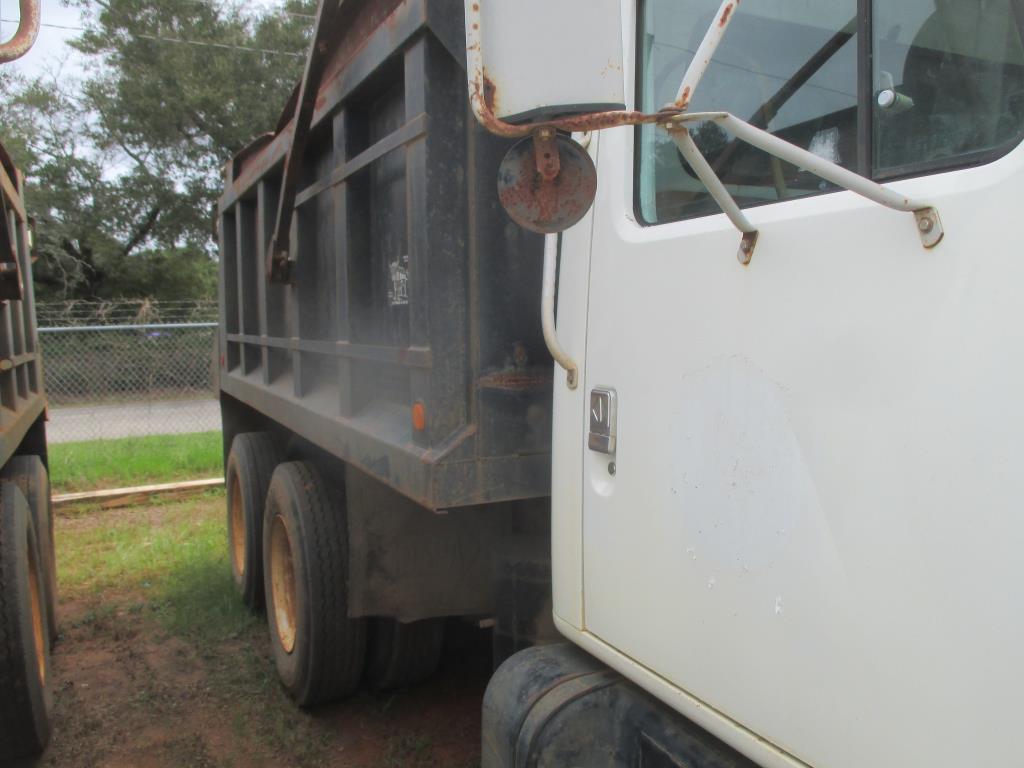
[217,0,552,510]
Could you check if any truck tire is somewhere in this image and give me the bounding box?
[226,432,282,610]
[0,481,53,760]
[365,617,445,690]
[263,461,365,707]
[3,456,57,648]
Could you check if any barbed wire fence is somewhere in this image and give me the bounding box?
[37,301,222,443]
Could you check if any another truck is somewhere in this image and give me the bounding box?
[0,1,58,761]
[220,1,1024,766]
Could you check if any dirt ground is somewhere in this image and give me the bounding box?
[26,496,492,768]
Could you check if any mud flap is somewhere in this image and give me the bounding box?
[482,644,760,768]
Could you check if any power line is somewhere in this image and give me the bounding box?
[0,18,306,57]
[135,32,303,57]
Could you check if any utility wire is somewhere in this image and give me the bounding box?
[0,18,306,57]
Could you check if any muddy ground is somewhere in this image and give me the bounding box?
[26,495,491,768]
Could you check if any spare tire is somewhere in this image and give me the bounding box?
[0,481,53,760]
[365,617,445,691]
[3,456,56,647]
[226,432,283,610]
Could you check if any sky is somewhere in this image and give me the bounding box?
[0,0,296,82]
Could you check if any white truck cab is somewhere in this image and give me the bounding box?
[470,1,1024,766]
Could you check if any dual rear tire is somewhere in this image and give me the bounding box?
[4,456,57,648]
[0,480,53,760]
[262,461,366,706]
[227,438,445,707]
[226,433,282,610]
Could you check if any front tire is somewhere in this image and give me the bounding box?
[226,432,282,610]
[263,462,366,707]
[0,481,53,760]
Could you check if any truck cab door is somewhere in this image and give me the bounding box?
[576,2,1024,767]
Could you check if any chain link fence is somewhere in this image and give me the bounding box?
[37,301,222,443]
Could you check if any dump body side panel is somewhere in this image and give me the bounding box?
[217,0,549,511]
[0,155,47,468]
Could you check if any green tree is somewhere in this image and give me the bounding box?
[0,0,314,300]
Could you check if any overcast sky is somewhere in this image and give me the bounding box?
[0,0,301,82]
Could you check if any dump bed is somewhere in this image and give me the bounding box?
[217,0,549,511]
[0,146,46,466]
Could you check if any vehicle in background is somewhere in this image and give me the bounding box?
[219,0,1024,766]
[0,0,59,761]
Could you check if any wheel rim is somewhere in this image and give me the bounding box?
[229,473,245,578]
[27,532,46,685]
[270,514,297,654]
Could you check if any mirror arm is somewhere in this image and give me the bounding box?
[669,125,759,265]
[0,0,39,64]
[672,0,739,110]
[665,112,944,251]
[664,4,941,254]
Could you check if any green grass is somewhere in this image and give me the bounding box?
[57,490,252,640]
[54,492,474,768]
[56,489,247,639]
[49,431,223,493]
[57,491,332,765]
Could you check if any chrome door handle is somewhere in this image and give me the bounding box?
[588,387,617,454]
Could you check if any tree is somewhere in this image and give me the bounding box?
[0,0,314,300]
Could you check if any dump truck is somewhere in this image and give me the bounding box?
[221,0,1024,766]
[0,1,58,761]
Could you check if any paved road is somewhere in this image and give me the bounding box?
[47,399,221,443]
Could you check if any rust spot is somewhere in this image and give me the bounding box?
[478,372,552,392]
[675,86,691,110]
[472,2,479,10]
[497,134,597,233]
[719,2,734,26]
[483,74,497,112]
[472,22,479,30]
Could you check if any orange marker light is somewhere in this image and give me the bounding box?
[412,401,427,432]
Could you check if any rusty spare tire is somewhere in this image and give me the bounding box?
[3,456,56,647]
[0,480,53,760]
[226,432,282,610]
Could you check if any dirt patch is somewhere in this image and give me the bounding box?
[33,501,491,768]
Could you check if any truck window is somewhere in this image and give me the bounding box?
[873,0,1024,175]
[637,0,1024,226]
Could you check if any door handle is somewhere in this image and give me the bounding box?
[588,387,617,455]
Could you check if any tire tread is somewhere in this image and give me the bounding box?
[0,482,52,759]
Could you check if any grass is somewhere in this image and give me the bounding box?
[53,492,478,767]
[57,490,251,639]
[48,431,223,494]
[56,491,333,765]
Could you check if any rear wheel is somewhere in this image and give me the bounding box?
[263,461,366,706]
[3,456,57,647]
[0,481,53,760]
[365,617,446,690]
[226,432,282,610]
